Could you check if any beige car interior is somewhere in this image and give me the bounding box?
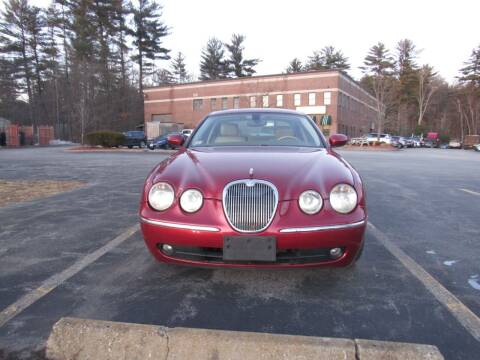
[214,123,246,144]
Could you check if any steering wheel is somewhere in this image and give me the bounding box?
[278,136,299,142]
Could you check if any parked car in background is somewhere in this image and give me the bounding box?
[366,133,392,144]
[403,137,415,148]
[411,136,423,147]
[148,134,170,150]
[123,131,146,148]
[390,136,407,148]
[181,129,193,137]
[474,144,480,152]
[424,139,434,148]
[448,139,462,149]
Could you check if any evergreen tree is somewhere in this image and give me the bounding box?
[306,46,350,71]
[111,0,131,89]
[361,42,396,137]
[286,58,303,73]
[225,33,259,77]
[0,0,35,123]
[199,37,227,80]
[26,6,47,97]
[396,39,418,102]
[360,42,396,77]
[306,51,324,70]
[319,46,350,70]
[130,0,170,92]
[170,52,189,83]
[459,45,480,86]
[0,58,18,111]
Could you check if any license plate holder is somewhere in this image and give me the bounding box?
[223,236,276,262]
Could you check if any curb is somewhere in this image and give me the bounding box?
[46,317,444,360]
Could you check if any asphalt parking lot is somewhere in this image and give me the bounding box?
[0,147,479,360]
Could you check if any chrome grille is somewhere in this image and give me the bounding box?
[223,180,278,232]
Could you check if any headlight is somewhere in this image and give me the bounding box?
[299,190,323,214]
[329,184,357,214]
[148,182,175,211]
[180,189,203,213]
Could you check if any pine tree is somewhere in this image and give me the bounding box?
[0,0,35,124]
[306,46,350,71]
[286,58,303,73]
[130,0,170,92]
[26,6,46,97]
[459,45,480,86]
[319,46,350,70]
[306,51,324,70]
[225,34,259,77]
[361,42,396,137]
[396,39,418,102]
[170,52,189,83]
[199,38,227,80]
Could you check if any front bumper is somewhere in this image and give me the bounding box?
[140,216,366,268]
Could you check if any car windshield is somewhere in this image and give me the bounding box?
[188,112,324,148]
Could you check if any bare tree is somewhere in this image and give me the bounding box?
[416,65,440,126]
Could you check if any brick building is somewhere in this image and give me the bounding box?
[143,70,378,139]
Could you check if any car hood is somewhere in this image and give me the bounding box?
[151,146,354,200]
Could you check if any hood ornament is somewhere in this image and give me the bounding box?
[249,168,254,178]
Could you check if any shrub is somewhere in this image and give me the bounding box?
[85,131,125,147]
[439,133,450,143]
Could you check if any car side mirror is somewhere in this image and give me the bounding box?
[329,134,348,147]
[167,134,185,147]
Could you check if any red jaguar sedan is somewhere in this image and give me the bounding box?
[139,109,366,268]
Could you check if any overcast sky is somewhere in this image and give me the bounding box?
[6,0,480,82]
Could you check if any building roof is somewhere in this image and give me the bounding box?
[209,108,305,117]
[144,69,355,91]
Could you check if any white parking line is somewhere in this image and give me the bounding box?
[0,224,139,328]
[368,222,480,342]
[459,188,480,196]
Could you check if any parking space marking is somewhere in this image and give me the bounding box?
[0,224,139,329]
[368,222,480,343]
[459,188,480,196]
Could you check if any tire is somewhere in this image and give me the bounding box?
[127,145,133,149]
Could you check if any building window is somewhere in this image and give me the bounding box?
[294,93,301,106]
[262,95,269,108]
[250,96,256,107]
[221,97,228,110]
[324,92,331,105]
[233,96,240,109]
[193,99,203,111]
[276,94,283,107]
[308,93,315,106]
[210,98,217,110]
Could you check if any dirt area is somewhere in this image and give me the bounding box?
[342,144,399,151]
[0,180,85,208]
[67,146,145,152]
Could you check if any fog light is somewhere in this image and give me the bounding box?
[162,244,174,256]
[329,247,343,259]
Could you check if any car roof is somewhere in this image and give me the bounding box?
[208,108,306,117]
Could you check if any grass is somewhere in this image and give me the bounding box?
[0,179,85,208]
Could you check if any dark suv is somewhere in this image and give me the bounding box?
[123,131,146,148]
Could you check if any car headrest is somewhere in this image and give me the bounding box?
[220,123,239,136]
